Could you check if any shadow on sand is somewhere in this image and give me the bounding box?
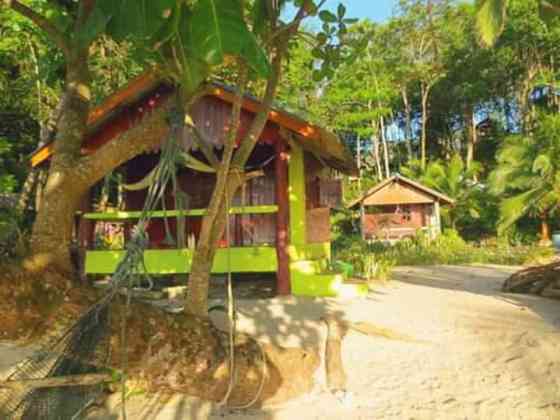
[87,277,348,420]
[392,264,560,333]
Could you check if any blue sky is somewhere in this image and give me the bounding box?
[320,0,397,22]
[285,0,398,23]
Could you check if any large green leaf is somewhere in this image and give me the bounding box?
[188,0,269,76]
[251,0,270,37]
[176,6,211,94]
[498,188,544,234]
[105,0,176,42]
[540,0,560,24]
[475,0,507,47]
[152,4,183,48]
[75,3,112,46]
[532,154,552,175]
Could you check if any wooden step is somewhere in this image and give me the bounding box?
[291,271,367,298]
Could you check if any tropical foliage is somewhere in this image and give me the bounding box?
[401,155,483,229]
[476,0,560,46]
[334,229,554,272]
[490,112,560,240]
[0,0,559,299]
[277,0,560,241]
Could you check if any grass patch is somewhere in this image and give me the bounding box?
[334,230,555,283]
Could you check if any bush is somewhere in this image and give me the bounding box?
[333,238,395,283]
[332,229,555,279]
[369,229,555,267]
[0,208,31,262]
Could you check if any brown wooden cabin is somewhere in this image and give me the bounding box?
[348,175,454,241]
[30,72,360,297]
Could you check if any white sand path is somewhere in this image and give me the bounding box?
[3,265,560,419]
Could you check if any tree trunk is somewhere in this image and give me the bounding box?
[371,133,383,180]
[186,66,247,316]
[464,107,477,171]
[380,116,390,178]
[401,86,414,160]
[34,167,47,212]
[420,82,430,170]
[186,40,287,317]
[187,172,249,316]
[518,64,538,133]
[28,62,176,273]
[323,317,347,392]
[368,116,382,182]
[187,186,229,317]
[19,93,68,214]
[540,217,551,245]
[356,134,362,191]
[29,50,92,273]
[17,168,38,213]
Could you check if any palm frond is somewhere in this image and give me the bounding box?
[540,0,560,24]
[466,160,483,179]
[532,154,552,175]
[476,0,508,47]
[447,155,465,197]
[498,188,543,234]
[422,161,447,192]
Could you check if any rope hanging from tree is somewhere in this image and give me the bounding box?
[216,169,267,409]
[0,107,189,420]
[1,106,269,417]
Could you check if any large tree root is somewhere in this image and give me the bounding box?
[502,260,560,298]
[323,317,347,393]
[117,304,319,407]
[0,265,319,408]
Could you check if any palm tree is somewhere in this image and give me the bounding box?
[476,0,560,47]
[402,155,482,229]
[489,113,560,243]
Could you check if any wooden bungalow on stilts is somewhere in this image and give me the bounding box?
[30,72,366,298]
[348,174,454,242]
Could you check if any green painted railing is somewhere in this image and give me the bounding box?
[82,205,278,221]
[85,246,278,274]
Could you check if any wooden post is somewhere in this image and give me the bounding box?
[275,137,291,295]
[288,141,306,245]
[434,200,441,236]
[323,317,347,392]
[77,190,95,249]
[360,203,366,241]
[76,189,95,282]
[357,135,366,241]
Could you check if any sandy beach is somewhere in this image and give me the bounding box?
[3,265,560,419]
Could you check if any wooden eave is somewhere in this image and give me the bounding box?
[30,71,161,168]
[30,72,356,174]
[347,175,455,209]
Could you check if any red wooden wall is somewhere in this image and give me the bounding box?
[363,203,432,240]
[123,95,285,249]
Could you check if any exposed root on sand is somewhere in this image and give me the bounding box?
[0,264,319,407]
[503,260,560,298]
